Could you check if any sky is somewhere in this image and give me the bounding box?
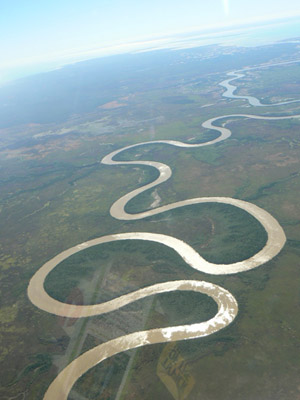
[1,0,300,83]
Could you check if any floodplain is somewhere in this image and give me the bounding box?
[0,40,300,399]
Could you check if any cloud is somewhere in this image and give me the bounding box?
[223,0,229,16]
[1,12,300,83]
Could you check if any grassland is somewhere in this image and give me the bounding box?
[234,63,300,104]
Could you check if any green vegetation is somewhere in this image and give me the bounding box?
[161,96,196,104]
[191,146,221,165]
[44,202,268,305]
[237,64,300,103]
[7,353,52,387]
[158,290,218,326]
[72,352,130,399]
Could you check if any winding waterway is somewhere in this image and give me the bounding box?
[220,60,300,106]
[27,66,300,399]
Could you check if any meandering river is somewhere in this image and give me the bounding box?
[27,67,300,399]
[220,59,300,106]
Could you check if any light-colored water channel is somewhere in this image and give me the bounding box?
[220,60,300,106]
[27,69,300,399]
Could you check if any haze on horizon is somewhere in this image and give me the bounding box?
[1,0,300,83]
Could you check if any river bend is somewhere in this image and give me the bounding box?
[27,72,300,399]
